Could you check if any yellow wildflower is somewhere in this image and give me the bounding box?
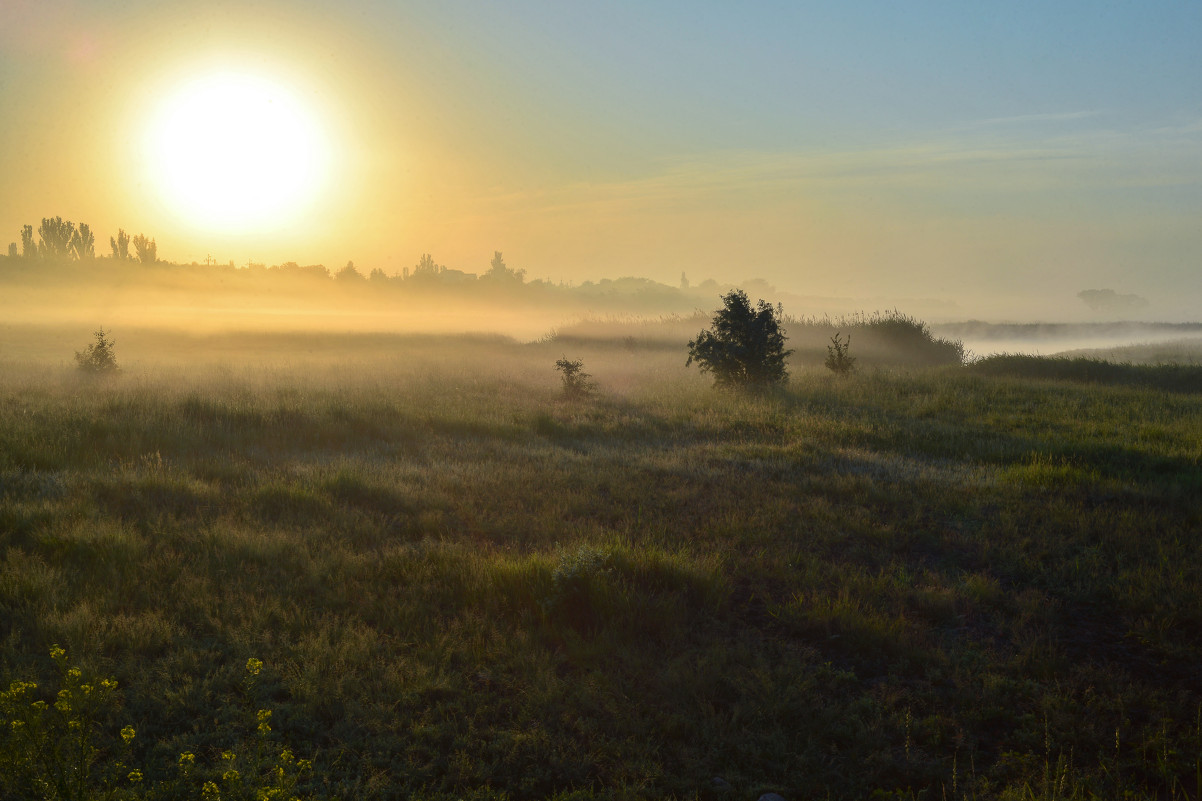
[121,725,136,745]
[49,645,66,662]
[245,657,263,677]
[256,708,271,734]
[128,769,143,783]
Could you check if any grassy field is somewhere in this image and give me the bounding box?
[2,326,1202,800]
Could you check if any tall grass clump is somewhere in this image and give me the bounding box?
[790,310,965,368]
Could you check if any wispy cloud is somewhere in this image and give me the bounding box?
[956,110,1104,130]
[474,111,1202,221]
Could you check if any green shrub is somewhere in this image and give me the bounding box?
[555,357,596,400]
[74,329,119,374]
[687,290,792,389]
[825,332,856,376]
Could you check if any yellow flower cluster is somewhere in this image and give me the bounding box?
[5,679,37,696]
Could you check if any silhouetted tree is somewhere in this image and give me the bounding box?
[335,260,365,281]
[6,243,16,259]
[484,251,525,283]
[412,253,443,278]
[687,290,792,389]
[132,234,156,264]
[110,229,130,260]
[70,223,95,260]
[38,217,75,259]
[20,226,35,259]
[1077,288,1148,314]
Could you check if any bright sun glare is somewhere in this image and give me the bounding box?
[144,72,331,232]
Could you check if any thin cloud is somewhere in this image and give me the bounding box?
[957,110,1104,130]
[471,116,1202,222]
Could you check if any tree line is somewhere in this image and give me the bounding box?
[7,217,156,263]
[1,216,782,318]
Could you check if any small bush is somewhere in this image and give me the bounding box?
[74,329,119,374]
[555,357,595,400]
[687,290,792,389]
[825,332,856,376]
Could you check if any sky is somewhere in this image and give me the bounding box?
[2,0,1201,319]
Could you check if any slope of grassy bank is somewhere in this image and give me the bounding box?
[1,335,1201,800]
[969,353,1202,393]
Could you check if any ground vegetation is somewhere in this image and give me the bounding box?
[0,330,1200,799]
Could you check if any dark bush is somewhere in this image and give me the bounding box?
[74,329,119,374]
[687,290,792,389]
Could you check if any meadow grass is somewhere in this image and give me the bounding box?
[1,329,1201,799]
[968,353,1202,394]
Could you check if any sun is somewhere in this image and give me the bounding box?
[144,71,331,232]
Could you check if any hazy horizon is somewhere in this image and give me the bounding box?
[3,2,1201,322]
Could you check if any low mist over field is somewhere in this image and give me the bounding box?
[4,241,1201,363]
